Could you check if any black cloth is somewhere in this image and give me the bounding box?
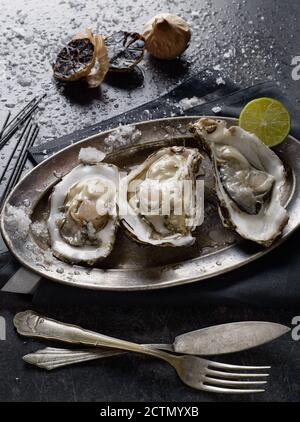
[2,69,300,307]
[29,69,240,163]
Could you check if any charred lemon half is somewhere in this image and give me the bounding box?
[106,31,145,72]
[53,29,109,87]
[53,38,95,82]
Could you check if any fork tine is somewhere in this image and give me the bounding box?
[201,384,265,394]
[206,368,269,378]
[204,376,267,387]
[208,361,271,370]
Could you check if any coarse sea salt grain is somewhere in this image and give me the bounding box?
[5,204,31,240]
[103,125,142,152]
[43,249,53,265]
[213,64,222,71]
[31,220,49,244]
[78,147,106,164]
[178,96,206,111]
[223,49,234,59]
[216,77,225,85]
[212,106,222,114]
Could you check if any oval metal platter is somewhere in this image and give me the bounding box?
[1,116,300,291]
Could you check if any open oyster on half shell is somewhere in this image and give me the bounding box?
[48,148,119,264]
[190,118,289,247]
[119,146,203,247]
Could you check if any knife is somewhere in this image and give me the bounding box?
[172,321,290,355]
[14,311,290,370]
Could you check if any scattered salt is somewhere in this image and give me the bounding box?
[0,0,296,148]
[191,11,200,18]
[212,106,222,114]
[216,77,225,85]
[17,76,32,87]
[23,198,30,207]
[5,103,15,109]
[103,125,142,153]
[5,204,31,240]
[78,147,105,164]
[43,249,53,265]
[12,27,26,39]
[213,64,222,71]
[31,220,49,244]
[178,96,206,111]
[223,49,234,59]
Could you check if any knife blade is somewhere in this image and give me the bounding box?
[173,321,290,355]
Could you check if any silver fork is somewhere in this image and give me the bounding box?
[15,311,270,394]
[23,346,269,394]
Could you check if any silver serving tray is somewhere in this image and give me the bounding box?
[1,116,300,291]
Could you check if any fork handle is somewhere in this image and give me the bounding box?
[23,343,174,371]
[14,311,176,365]
[23,347,125,370]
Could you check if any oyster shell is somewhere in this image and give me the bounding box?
[48,156,119,264]
[119,146,203,246]
[190,118,289,246]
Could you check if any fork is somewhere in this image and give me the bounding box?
[14,311,270,394]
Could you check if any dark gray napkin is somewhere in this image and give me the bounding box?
[33,227,300,308]
[29,70,300,162]
[2,69,300,307]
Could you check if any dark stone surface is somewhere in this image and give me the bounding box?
[0,294,300,402]
[0,0,300,402]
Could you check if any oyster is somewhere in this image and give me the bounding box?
[119,146,203,246]
[48,154,119,264]
[190,118,289,246]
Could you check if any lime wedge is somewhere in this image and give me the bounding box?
[239,97,291,147]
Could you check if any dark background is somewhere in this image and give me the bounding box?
[1,0,300,402]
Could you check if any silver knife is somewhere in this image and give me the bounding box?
[172,321,290,355]
[14,311,290,370]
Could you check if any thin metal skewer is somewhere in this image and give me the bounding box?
[1,123,39,204]
[0,118,32,187]
[0,94,45,150]
[4,97,37,128]
[8,125,39,193]
[3,96,43,132]
[0,111,11,140]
